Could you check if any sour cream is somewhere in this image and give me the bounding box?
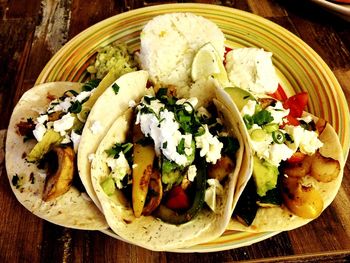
[225,48,279,94]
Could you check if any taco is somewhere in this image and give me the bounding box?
[78,70,149,210]
[224,87,344,232]
[5,81,108,229]
[90,84,249,251]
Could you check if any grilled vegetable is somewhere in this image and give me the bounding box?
[281,176,323,219]
[311,150,340,183]
[283,154,313,178]
[154,156,207,225]
[207,155,235,182]
[132,124,156,217]
[43,146,75,201]
[27,130,62,162]
[142,170,163,216]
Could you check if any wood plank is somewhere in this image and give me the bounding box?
[0,19,36,129]
[68,0,120,39]
[0,130,44,263]
[247,0,286,18]
[278,0,350,71]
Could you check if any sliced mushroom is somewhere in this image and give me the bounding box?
[142,170,163,216]
[43,146,75,201]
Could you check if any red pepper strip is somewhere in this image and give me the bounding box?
[283,92,308,118]
[165,186,190,210]
[268,84,288,101]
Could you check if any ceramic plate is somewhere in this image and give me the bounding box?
[36,3,350,252]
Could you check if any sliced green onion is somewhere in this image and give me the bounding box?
[250,129,267,142]
[272,130,285,144]
[69,101,82,113]
[263,123,279,133]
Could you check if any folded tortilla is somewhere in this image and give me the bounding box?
[78,70,149,210]
[5,82,107,230]
[226,108,345,232]
[90,86,250,251]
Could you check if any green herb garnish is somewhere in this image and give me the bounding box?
[112,83,120,94]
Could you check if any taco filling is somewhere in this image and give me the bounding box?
[17,80,101,201]
[229,88,341,227]
[99,87,239,224]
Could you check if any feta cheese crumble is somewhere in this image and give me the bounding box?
[106,152,131,189]
[195,125,223,164]
[205,178,224,213]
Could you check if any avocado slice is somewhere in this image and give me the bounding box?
[101,177,116,196]
[252,155,279,197]
[224,87,256,111]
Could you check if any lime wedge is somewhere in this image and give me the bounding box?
[191,43,229,87]
[224,87,256,111]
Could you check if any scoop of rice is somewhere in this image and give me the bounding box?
[139,13,225,97]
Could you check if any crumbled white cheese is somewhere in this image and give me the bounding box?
[269,143,295,166]
[37,114,48,124]
[298,115,313,123]
[187,165,197,182]
[53,97,73,112]
[71,131,81,152]
[265,101,289,125]
[241,100,256,116]
[225,47,279,94]
[61,134,71,144]
[205,178,224,213]
[33,123,47,142]
[284,125,323,155]
[138,107,192,166]
[75,91,91,102]
[53,113,75,134]
[106,152,131,189]
[90,120,102,134]
[195,125,223,164]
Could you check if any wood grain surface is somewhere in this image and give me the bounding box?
[1,0,350,262]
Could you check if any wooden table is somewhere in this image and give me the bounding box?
[1,0,349,262]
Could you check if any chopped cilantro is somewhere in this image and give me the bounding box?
[105,142,133,159]
[156,88,168,99]
[162,141,168,149]
[252,110,273,126]
[219,136,239,159]
[176,138,185,154]
[112,83,120,94]
[82,79,101,91]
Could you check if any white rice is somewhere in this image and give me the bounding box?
[139,13,225,97]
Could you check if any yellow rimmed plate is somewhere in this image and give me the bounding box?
[36,3,349,252]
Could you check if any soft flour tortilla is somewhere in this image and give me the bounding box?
[227,113,345,232]
[90,86,250,251]
[5,82,107,230]
[78,70,149,210]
